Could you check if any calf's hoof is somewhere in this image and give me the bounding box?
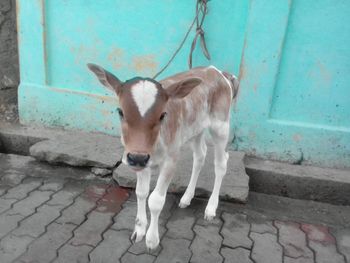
[146,231,159,250]
[204,206,216,221]
[131,221,147,243]
[179,192,193,208]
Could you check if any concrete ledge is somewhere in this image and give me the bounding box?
[29,133,122,168]
[0,124,250,203]
[245,157,350,205]
[1,124,349,205]
[0,123,123,167]
[0,123,52,155]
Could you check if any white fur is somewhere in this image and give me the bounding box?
[131,168,151,243]
[146,158,176,249]
[129,67,232,250]
[179,132,207,208]
[131,80,158,117]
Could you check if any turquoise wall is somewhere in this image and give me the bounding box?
[17,0,350,168]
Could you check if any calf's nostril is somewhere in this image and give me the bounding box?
[127,153,150,167]
[126,153,136,166]
[144,154,150,163]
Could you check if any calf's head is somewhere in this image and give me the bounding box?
[88,63,201,170]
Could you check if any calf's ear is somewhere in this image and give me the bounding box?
[87,63,123,95]
[166,78,202,99]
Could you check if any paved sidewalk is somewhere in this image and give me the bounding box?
[0,153,349,263]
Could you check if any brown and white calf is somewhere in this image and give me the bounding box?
[88,64,238,250]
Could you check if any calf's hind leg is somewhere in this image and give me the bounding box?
[205,120,230,220]
[179,132,207,208]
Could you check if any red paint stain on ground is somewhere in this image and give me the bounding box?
[301,223,336,244]
[96,186,129,214]
[84,185,109,202]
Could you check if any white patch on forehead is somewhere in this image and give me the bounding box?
[131,80,158,117]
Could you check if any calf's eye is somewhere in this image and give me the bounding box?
[117,108,124,119]
[159,112,167,122]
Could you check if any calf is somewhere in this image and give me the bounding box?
[88,64,238,250]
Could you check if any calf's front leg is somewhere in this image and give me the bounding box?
[146,157,176,250]
[131,167,151,243]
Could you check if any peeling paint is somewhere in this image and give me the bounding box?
[107,47,124,70]
[48,86,118,104]
[317,61,332,87]
[292,134,302,142]
[131,54,158,76]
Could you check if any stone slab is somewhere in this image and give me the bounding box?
[30,132,123,168]
[113,146,249,203]
[245,156,350,205]
[0,123,123,168]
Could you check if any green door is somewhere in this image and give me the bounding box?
[233,0,350,168]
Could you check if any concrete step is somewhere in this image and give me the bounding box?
[1,124,349,205]
[0,123,122,167]
[245,157,350,205]
[0,124,250,203]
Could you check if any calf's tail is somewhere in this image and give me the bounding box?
[222,71,239,99]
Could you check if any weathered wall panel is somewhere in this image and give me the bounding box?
[17,0,350,168]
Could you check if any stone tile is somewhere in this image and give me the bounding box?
[221,212,252,249]
[166,207,195,240]
[70,210,114,247]
[46,185,83,207]
[196,213,223,227]
[1,172,26,186]
[190,224,223,263]
[12,204,62,238]
[69,185,129,247]
[89,229,131,263]
[121,252,155,263]
[0,185,9,196]
[0,197,17,214]
[55,244,91,263]
[18,222,76,263]
[56,196,97,225]
[308,241,345,263]
[56,185,108,225]
[332,228,350,262]
[111,201,136,231]
[0,234,33,263]
[0,190,52,239]
[94,185,129,214]
[155,237,191,263]
[220,247,253,263]
[250,218,277,234]
[274,221,313,261]
[126,191,137,202]
[250,232,283,263]
[11,190,52,216]
[39,178,66,192]
[301,223,346,263]
[4,178,42,200]
[158,194,177,226]
[0,212,23,239]
[284,256,315,263]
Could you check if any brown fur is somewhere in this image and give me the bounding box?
[88,64,234,158]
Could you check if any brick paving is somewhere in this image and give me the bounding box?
[0,153,349,263]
